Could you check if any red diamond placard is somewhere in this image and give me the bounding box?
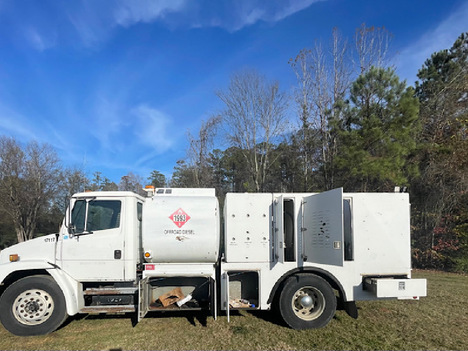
[169,208,191,228]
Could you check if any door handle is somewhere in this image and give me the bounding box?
[114,250,122,259]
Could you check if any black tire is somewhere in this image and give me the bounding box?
[278,274,336,329]
[0,275,68,336]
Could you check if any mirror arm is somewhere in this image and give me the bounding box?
[72,230,93,237]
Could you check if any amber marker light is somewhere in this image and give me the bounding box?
[143,185,156,197]
[9,254,19,262]
[144,252,151,258]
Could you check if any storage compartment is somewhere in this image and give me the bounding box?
[146,277,212,310]
[227,271,259,309]
[284,199,295,262]
[363,277,427,299]
[224,193,272,262]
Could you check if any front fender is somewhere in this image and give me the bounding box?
[47,267,82,316]
[0,260,82,316]
[0,260,54,284]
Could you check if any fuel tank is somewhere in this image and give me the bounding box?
[142,189,220,263]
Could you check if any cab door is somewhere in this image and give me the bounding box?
[59,197,125,281]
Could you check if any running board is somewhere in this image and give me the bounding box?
[80,305,136,313]
[83,287,138,295]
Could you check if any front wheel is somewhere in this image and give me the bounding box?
[0,275,68,336]
[279,274,336,329]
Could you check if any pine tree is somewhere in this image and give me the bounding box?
[412,32,468,269]
[334,67,420,191]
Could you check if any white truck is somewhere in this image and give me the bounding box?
[0,187,426,336]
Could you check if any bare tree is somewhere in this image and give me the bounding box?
[289,28,351,190]
[355,23,392,74]
[90,171,117,191]
[290,46,320,191]
[119,172,144,195]
[58,167,89,212]
[186,115,221,187]
[217,70,288,192]
[0,137,62,242]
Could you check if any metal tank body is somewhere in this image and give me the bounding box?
[142,190,220,263]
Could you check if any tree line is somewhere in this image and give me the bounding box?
[0,26,467,272]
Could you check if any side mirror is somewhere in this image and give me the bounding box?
[65,198,73,231]
[65,197,95,236]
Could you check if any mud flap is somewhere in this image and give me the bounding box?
[344,301,358,319]
[138,277,149,322]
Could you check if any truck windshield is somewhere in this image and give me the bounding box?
[71,200,121,233]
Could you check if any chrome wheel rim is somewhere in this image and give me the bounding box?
[12,289,54,326]
[291,286,325,321]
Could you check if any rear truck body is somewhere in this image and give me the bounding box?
[0,188,426,336]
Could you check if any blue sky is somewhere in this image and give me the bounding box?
[0,0,467,184]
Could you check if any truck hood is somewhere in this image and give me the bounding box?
[0,234,57,265]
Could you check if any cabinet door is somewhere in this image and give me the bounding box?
[302,188,343,266]
[273,195,284,263]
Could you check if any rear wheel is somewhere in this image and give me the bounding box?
[0,275,67,336]
[279,274,336,329]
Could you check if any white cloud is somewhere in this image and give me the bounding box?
[66,1,116,48]
[0,104,38,141]
[24,27,57,51]
[270,0,319,22]
[5,0,319,49]
[74,99,179,177]
[65,0,189,47]
[110,0,320,32]
[397,1,468,83]
[66,0,319,47]
[0,104,75,162]
[131,104,174,153]
[113,0,188,27]
[195,0,321,32]
[90,96,127,151]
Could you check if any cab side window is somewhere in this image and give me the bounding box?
[72,200,121,233]
[87,200,121,231]
[72,200,86,233]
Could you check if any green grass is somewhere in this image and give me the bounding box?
[0,270,466,350]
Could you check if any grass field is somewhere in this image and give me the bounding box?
[0,270,466,350]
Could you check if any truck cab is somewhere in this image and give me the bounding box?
[0,191,145,335]
[58,191,144,282]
